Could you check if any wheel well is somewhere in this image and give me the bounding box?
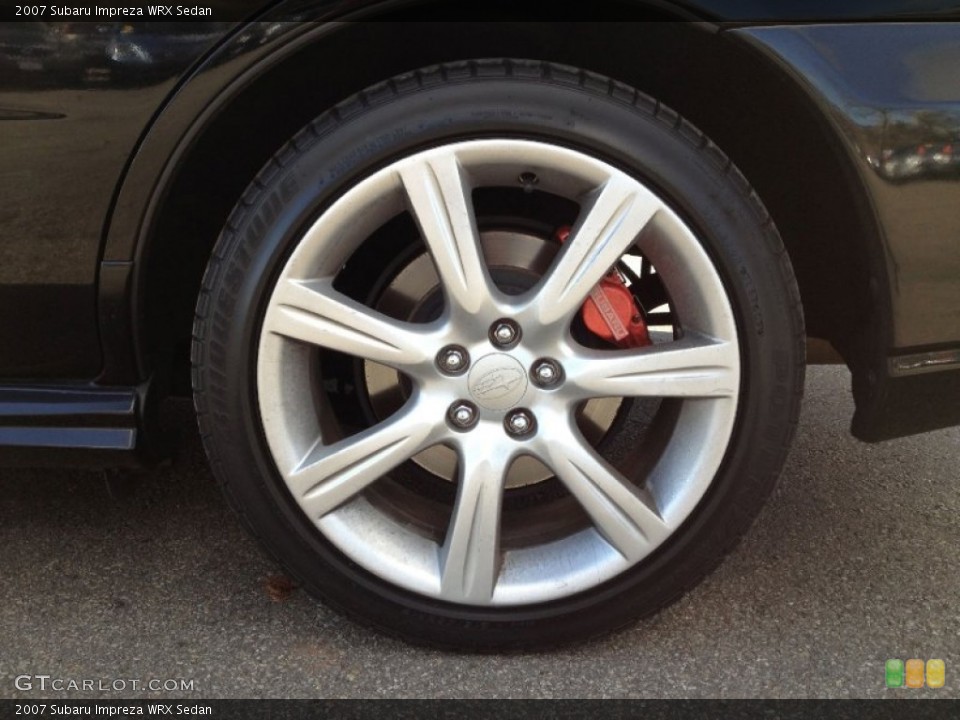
[141,19,881,393]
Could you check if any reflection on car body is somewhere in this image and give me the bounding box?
[0,21,230,85]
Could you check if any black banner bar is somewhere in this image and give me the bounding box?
[2,700,959,720]
[4,0,960,23]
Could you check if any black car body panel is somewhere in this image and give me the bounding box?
[1,6,959,462]
[0,17,261,379]
[733,24,960,439]
[737,24,960,351]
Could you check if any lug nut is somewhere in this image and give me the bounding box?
[490,319,521,348]
[437,345,469,375]
[531,358,563,388]
[493,324,516,344]
[504,409,536,439]
[448,401,479,431]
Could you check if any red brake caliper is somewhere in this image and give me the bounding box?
[555,227,652,348]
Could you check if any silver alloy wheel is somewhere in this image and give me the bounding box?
[256,139,740,606]
[362,228,623,489]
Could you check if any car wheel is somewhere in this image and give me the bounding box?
[192,59,804,650]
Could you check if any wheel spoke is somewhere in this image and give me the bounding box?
[541,432,671,562]
[288,401,435,520]
[264,277,431,368]
[567,333,738,400]
[439,441,511,603]
[399,150,492,317]
[533,176,660,325]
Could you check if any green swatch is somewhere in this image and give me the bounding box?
[886,659,905,688]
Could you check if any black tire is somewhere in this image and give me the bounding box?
[192,59,804,650]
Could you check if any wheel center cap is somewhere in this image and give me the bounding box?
[467,354,528,411]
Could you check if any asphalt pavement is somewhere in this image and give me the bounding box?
[2,366,958,699]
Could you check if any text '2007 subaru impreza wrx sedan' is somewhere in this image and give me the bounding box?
[2,6,960,649]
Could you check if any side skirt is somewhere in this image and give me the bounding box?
[0,382,165,467]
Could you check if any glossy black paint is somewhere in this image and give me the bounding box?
[737,24,960,439]
[0,19,251,378]
[737,24,960,350]
[1,8,959,461]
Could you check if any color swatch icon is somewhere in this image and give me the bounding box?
[886,658,945,688]
[906,659,925,688]
[885,659,904,687]
[928,659,946,689]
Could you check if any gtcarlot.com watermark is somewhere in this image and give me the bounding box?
[15,675,195,693]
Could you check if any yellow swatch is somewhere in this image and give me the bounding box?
[926,659,945,689]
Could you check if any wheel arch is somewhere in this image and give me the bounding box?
[117,18,886,397]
